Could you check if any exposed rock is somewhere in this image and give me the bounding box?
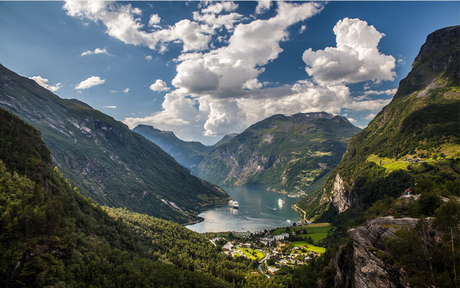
[329,174,353,214]
[325,217,420,288]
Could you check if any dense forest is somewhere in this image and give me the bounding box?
[0,107,273,287]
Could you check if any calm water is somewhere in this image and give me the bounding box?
[186,186,301,233]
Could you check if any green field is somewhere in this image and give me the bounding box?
[290,242,326,254]
[273,223,333,234]
[239,248,265,260]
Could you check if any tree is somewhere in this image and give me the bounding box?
[434,199,460,283]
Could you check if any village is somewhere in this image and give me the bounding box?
[207,222,334,277]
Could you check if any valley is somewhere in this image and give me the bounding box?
[0,2,459,285]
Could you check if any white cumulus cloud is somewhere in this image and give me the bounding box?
[124,88,130,93]
[103,105,116,109]
[64,1,214,52]
[29,76,61,92]
[145,55,153,61]
[302,18,396,85]
[75,76,105,90]
[255,1,272,14]
[150,79,170,92]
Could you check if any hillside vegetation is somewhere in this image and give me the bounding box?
[0,64,229,224]
[0,107,272,287]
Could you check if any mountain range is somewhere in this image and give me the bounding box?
[133,124,237,175]
[134,113,361,197]
[198,112,361,196]
[0,64,229,224]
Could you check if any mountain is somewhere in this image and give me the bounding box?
[0,64,229,224]
[133,124,214,174]
[198,112,361,196]
[297,25,460,221]
[213,133,238,147]
[0,107,265,287]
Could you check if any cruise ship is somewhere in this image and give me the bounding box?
[278,198,285,205]
[228,200,239,209]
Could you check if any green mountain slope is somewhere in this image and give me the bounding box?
[198,112,361,196]
[0,64,229,224]
[0,107,266,287]
[133,124,214,174]
[297,25,460,221]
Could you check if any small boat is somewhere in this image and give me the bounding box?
[278,198,285,205]
[228,200,239,209]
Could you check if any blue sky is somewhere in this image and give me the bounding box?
[0,1,458,145]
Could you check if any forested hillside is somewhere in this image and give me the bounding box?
[0,64,229,224]
[0,107,271,287]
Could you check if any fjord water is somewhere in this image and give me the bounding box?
[187,186,301,233]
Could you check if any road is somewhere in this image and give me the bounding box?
[256,249,270,278]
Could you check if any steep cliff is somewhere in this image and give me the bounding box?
[198,112,361,196]
[322,217,418,288]
[297,26,460,220]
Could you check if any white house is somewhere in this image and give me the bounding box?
[223,242,234,251]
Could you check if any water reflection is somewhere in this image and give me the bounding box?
[187,186,300,233]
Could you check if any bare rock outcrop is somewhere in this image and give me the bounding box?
[324,217,421,288]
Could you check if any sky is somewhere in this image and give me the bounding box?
[0,1,458,145]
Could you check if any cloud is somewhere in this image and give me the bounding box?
[81,47,112,56]
[29,76,61,92]
[364,113,377,120]
[75,76,105,90]
[172,2,324,99]
[150,79,170,92]
[145,55,153,61]
[103,105,116,109]
[302,18,396,85]
[255,1,271,14]
[124,88,130,93]
[192,11,243,31]
[64,1,214,52]
[201,2,238,14]
[110,90,118,93]
[109,5,397,142]
[362,88,397,97]
[347,117,357,123]
[148,14,161,26]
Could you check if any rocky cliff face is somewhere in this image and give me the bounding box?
[323,217,419,288]
[319,174,354,213]
[198,112,361,195]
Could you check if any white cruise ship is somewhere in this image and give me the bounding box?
[228,200,239,209]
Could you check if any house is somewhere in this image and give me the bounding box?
[273,233,289,241]
[223,242,233,251]
[242,243,251,248]
[267,267,279,275]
